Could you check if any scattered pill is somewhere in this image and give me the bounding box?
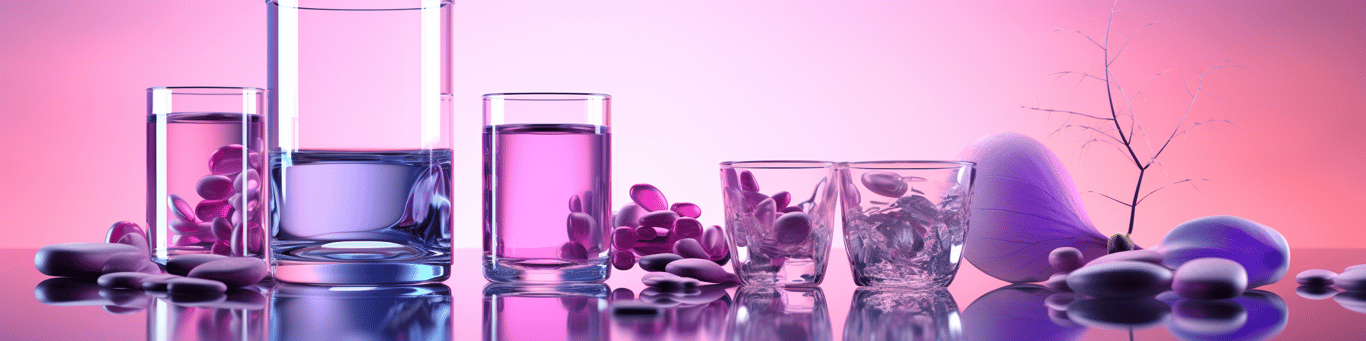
[612,227,638,250]
[196,199,233,223]
[196,175,235,201]
[639,253,683,272]
[167,254,230,276]
[670,202,702,218]
[233,169,259,192]
[566,212,595,246]
[568,195,583,213]
[614,203,647,228]
[210,242,231,256]
[1067,260,1173,298]
[1296,269,1337,287]
[861,171,908,197]
[672,238,710,259]
[187,257,268,287]
[640,210,679,228]
[211,217,234,242]
[96,272,155,289]
[1049,247,1084,273]
[635,225,658,240]
[630,184,670,212]
[1172,258,1247,300]
[140,274,184,291]
[208,144,246,175]
[169,194,197,223]
[665,258,739,283]
[701,226,727,256]
[101,252,154,274]
[611,249,636,270]
[739,170,760,192]
[773,212,813,245]
[35,243,143,279]
[673,218,703,240]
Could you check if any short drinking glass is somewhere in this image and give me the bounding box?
[720,161,837,286]
[838,161,975,287]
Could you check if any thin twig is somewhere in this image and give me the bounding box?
[1137,178,1209,205]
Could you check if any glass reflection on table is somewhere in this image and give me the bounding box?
[612,284,732,340]
[729,286,833,341]
[149,285,269,341]
[271,283,452,341]
[843,288,961,341]
[482,283,608,341]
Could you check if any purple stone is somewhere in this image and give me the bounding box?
[771,191,791,210]
[639,253,683,272]
[195,199,233,222]
[612,227,638,250]
[169,194,197,223]
[670,202,702,218]
[35,243,142,279]
[211,217,233,242]
[1084,249,1164,267]
[1161,215,1290,288]
[773,212,812,245]
[640,210,679,228]
[754,198,777,228]
[105,221,145,245]
[1050,247,1084,273]
[1336,268,1366,291]
[1067,261,1173,298]
[210,241,231,255]
[196,175,235,201]
[629,184,670,212]
[861,171,909,197]
[1345,264,1366,273]
[739,170,760,192]
[611,249,636,270]
[233,169,259,192]
[1172,258,1247,300]
[1045,292,1079,311]
[166,254,230,276]
[139,274,183,291]
[609,287,635,302]
[168,277,228,295]
[1296,286,1339,300]
[187,257,268,287]
[568,195,583,213]
[614,203,647,228]
[635,225,658,240]
[1044,273,1071,291]
[672,238,709,259]
[116,233,149,253]
[665,258,738,283]
[642,271,700,291]
[673,218,703,240]
[1296,269,1337,287]
[566,212,595,246]
[208,144,246,175]
[101,252,153,274]
[97,272,155,289]
[559,242,589,261]
[228,193,258,215]
[701,225,727,256]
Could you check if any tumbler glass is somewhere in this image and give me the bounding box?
[483,93,612,283]
[838,161,975,287]
[267,0,453,284]
[147,86,267,263]
[719,161,837,286]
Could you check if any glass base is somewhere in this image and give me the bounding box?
[483,254,609,283]
[272,260,450,284]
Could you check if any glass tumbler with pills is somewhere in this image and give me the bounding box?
[147,86,268,264]
[838,161,975,287]
[719,161,838,286]
[267,0,454,284]
[483,93,612,283]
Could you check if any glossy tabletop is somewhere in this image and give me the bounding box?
[5,248,1365,340]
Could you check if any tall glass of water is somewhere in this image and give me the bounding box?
[483,93,612,283]
[267,0,453,284]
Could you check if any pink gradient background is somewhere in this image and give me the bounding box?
[1,0,1363,251]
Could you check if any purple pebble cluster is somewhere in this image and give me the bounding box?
[1043,247,1251,300]
[170,143,265,256]
[1292,265,1366,312]
[609,184,740,288]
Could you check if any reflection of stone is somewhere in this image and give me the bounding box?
[844,288,961,341]
[1166,290,1288,341]
[962,285,1085,341]
[275,283,451,341]
[729,286,833,341]
[483,284,605,341]
[1066,297,1169,330]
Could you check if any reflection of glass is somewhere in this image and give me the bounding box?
[844,288,961,341]
[149,286,270,341]
[719,161,838,286]
[271,284,452,341]
[482,93,612,283]
[483,284,607,341]
[728,286,833,341]
[838,161,974,288]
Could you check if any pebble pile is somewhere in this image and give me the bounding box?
[1044,247,1252,300]
[606,183,742,289]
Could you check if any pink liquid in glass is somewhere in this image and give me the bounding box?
[483,123,611,283]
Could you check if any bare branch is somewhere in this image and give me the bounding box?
[1109,22,1158,66]
[1087,190,1135,207]
[1147,64,1229,167]
[1137,178,1210,205]
[1022,106,1116,121]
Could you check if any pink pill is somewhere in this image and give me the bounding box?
[630,184,670,212]
[171,220,207,233]
[612,227,638,250]
[211,217,233,242]
[233,169,259,193]
[208,144,246,175]
[196,175,235,201]
[722,168,740,189]
[611,249,636,270]
[861,171,908,198]
[169,194,197,223]
[228,193,258,215]
[566,212,595,246]
[742,192,769,213]
[673,218,703,240]
[640,210,679,228]
[771,191,791,210]
[672,238,709,259]
[670,202,702,219]
[614,203,647,228]
[754,198,777,228]
[560,242,589,261]
[231,222,265,256]
[635,225,658,240]
[774,212,812,245]
[117,233,149,253]
[195,199,233,222]
[738,170,760,192]
[568,195,583,213]
[106,221,146,244]
[702,226,727,256]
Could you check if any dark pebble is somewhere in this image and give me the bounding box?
[1295,269,1337,287]
[611,301,663,317]
[167,254,230,276]
[1336,269,1366,291]
[96,272,155,289]
[187,257,268,287]
[1067,260,1173,298]
[1172,257,1247,300]
[35,243,142,279]
[639,253,683,272]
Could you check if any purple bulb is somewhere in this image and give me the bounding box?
[196,175,235,201]
[630,184,670,212]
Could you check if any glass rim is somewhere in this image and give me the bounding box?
[720,160,836,169]
[266,0,452,11]
[839,160,975,170]
[483,92,611,101]
[146,86,266,95]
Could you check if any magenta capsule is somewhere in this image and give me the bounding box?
[738,170,760,192]
[639,210,679,229]
[670,202,702,219]
[566,212,595,247]
[233,169,260,193]
[612,227,638,251]
[861,171,908,198]
[754,198,777,228]
[231,222,266,256]
[195,199,233,222]
[211,217,233,242]
[196,175,235,201]
[614,203,647,228]
[629,184,670,212]
[635,225,658,240]
[169,194,197,224]
[210,242,232,256]
[673,218,704,240]
[611,250,636,270]
[560,242,589,261]
[771,191,791,210]
[207,144,246,175]
[702,226,727,257]
[568,195,583,213]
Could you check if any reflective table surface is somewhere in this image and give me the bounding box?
[5,248,1365,340]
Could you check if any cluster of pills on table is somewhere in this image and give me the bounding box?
[605,184,743,289]
[169,143,266,256]
[1041,247,1256,300]
[34,221,270,311]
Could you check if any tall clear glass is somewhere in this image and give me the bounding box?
[267,0,453,284]
[147,87,268,264]
[482,93,612,283]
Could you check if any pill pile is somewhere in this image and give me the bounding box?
[610,184,731,271]
[169,143,266,256]
[1043,246,1256,300]
[34,221,270,309]
[1290,265,1366,313]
